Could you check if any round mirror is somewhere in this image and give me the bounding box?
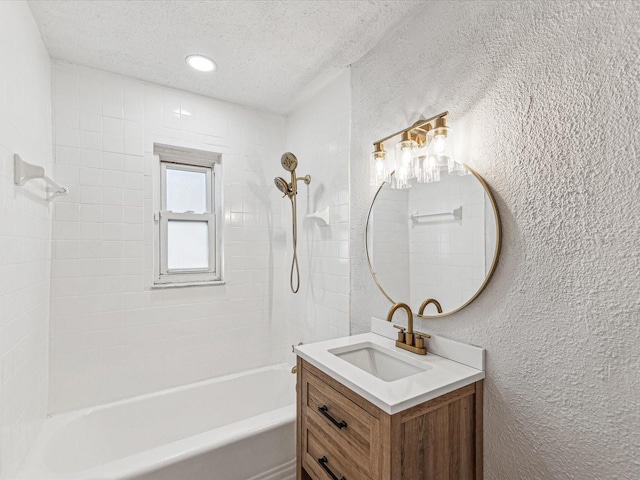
[365,166,501,318]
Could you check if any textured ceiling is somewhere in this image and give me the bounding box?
[28,0,422,114]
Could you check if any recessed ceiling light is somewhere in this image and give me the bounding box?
[186,55,216,73]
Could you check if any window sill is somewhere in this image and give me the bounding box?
[151,280,225,289]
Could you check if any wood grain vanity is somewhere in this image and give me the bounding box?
[296,357,483,480]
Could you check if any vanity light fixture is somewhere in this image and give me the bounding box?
[369,111,468,187]
[186,54,217,72]
[370,143,390,186]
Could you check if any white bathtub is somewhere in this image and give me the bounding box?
[19,364,296,480]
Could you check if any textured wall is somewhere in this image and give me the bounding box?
[50,62,289,413]
[350,1,640,478]
[0,2,52,477]
[285,70,351,344]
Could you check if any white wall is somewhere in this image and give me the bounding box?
[285,70,351,343]
[50,62,289,413]
[0,2,52,477]
[350,1,640,479]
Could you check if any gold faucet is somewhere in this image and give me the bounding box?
[387,302,430,355]
[418,298,443,316]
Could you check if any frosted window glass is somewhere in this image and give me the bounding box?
[166,168,207,213]
[167,220,209,270]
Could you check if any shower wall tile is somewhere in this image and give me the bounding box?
[407,173,486,310]
[0,3,52,478]
[50,62,289,413]
[285,69,351,344]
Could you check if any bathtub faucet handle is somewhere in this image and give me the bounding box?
[291,342,303,353]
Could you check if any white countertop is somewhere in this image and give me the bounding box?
[294,331,485,415]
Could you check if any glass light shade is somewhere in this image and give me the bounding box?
[414,149,441,182]
[369,148,391,186]
[448,158,470,176]
[427,126,451,167]
[391,168,412,189]
[395,139,417,180]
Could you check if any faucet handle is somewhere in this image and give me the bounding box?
[414,331,431,350]
[393,324,406,343]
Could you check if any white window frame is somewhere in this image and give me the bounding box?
[153,144,223,287]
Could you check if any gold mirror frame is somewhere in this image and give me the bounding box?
[365,164,502,318]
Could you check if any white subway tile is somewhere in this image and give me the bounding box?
[48,63,293,415]
[103,117,123,136]
[79,204,103,223]
[80,186,103,205]
[102,77,124,119]
[102,152,124,171]
[79,112,102,133]
[55,127,79,147]
[79,148,102,169]
[123,189,143,207]
[124,82,144,122]
[103,169,125,188]
[124,206,143,224]
[102,241,124,259]
[124,154,144,173]
[54,165,80,186]
[103,205,124,223]
[143,87,163,126]
[103,187,124,206]
[54,203,80,222]
[80,222,103,241]
[55,145,80,167]
[80,167,103,186]
[102,134,125,154]
[124,137,144,156]
[124,121,143,139]
[79,70,102,114]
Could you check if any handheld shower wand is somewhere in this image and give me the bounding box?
[274,152,310,293]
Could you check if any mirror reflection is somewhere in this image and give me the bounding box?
[366,167,501,317]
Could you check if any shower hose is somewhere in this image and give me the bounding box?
[289,193,300,293]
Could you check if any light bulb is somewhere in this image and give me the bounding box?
[370,144,391,186]
[429,117,450,167]
[433,134,446,153]
[395,137,417,181]
[400,146,413,168]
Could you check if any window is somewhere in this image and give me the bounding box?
[153,144,223,286]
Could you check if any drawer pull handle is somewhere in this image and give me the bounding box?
[318,405,348,429]
[318,456,346,480]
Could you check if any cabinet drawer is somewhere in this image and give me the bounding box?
[303,428,370,480]
[301,367,379,479]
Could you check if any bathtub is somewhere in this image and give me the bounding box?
[20,364,296,480]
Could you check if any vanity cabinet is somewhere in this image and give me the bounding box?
[296,358,483,480]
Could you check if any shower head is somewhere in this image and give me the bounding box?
[274,177,291,196]
[281,152,298,172]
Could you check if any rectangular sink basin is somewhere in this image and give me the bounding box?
[329,342,431,382]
